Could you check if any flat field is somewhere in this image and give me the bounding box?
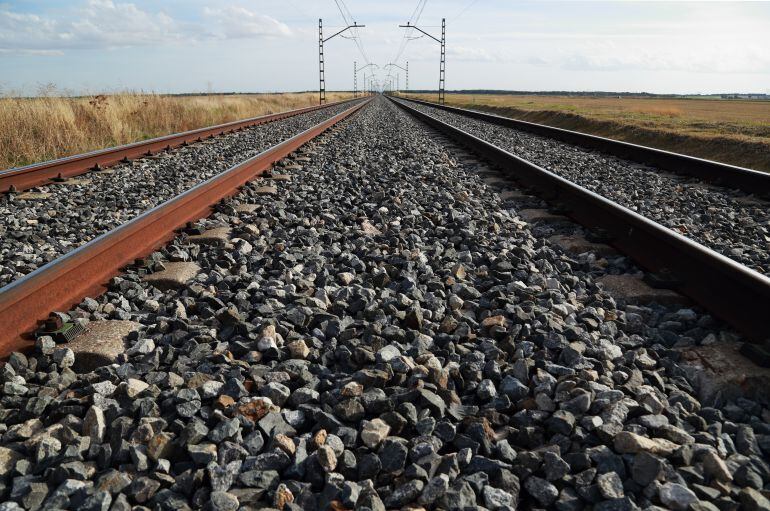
[402,93,770,172]
[0,91,353,169]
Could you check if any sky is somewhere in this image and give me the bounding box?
[1,0,769,95]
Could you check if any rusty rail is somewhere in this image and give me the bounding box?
[0,98,358,193]
[0,99,371,354]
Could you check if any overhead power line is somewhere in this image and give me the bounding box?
[284,0,316,23]
[391,0,428,66]
[333,0,372,66]
[449,0,479,23]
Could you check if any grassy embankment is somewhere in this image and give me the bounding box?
[401,93,770,172]
[0,91,353,169]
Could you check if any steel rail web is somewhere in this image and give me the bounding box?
[0,98,359,193]
[390,96,770,343]
[399,97,770,195]
[0,99,372,355]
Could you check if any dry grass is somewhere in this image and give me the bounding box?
[402,93,770,172]
[0,91,353,169]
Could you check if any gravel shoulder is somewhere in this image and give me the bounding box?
[0,97,767,511]
[0,102,354,288]
[405,100,770,276]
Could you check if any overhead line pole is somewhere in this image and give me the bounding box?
[319,19,325,105]
[386,62,408,94]
[439,18,446,105]
[318,19,366,105]
[386,74,396,94]
[354,62,378,98]
[398,19,445,104]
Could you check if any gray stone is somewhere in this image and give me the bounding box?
[419,475,449,505]
[208,491,239,511]
[701,451,732,482]
[483,486,516,510]
[739,487,770,511]
[384,479,423,507]
[659,483,699,511]
[631,452,663,486]
[524,476,558,507]
[379,438,408,473]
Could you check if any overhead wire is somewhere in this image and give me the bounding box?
[391,0,428,66]
[284,0,316,23]
[394,1,421,61]
[449,0,479,24]
[332,0,373,67]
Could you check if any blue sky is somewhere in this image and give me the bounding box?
[1,0,769,95]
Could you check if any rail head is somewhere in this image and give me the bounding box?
[390,96,770,342]
[397,96,770,195]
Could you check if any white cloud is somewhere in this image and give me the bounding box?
[71,0,185,48]
[552,43,770,75]
[0,0,184,51]
[447,46,497,63]
[455,21,770,76]
[0,48,64,56]
[202,6,291,39]
[405,43,505,63]
[0,1,291,54]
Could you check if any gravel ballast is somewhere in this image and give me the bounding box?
[0,97,768,511]
[402,99,770,276]
[0,101,355,288]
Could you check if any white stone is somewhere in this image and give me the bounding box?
[337,272,355,285]
[377,345,401,362]
[126,378,149,398]
[361,418,390,449]
[83,405,106,442]
[613,431,678,456]
[257,336,278,352]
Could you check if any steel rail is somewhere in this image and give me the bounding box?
[0,99,371,354]
[390,96,770,343]
[0,98,359,193]
[398,96,770,195]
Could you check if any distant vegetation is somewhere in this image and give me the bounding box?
[0,90,352,169]
[402,92,770,172]
[408,90,770,100]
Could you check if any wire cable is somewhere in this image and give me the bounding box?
[391,0,428,65]
[449,0,479,24]
[332,0,373,67]
[284,0,315,23]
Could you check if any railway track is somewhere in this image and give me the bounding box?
[398,96,770,196]
[0,98,369,351]
[0,100,360,288]
[0,98,358,194]
[391,96,770,344]
[0,97,768,511]
[397,98,770,278]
